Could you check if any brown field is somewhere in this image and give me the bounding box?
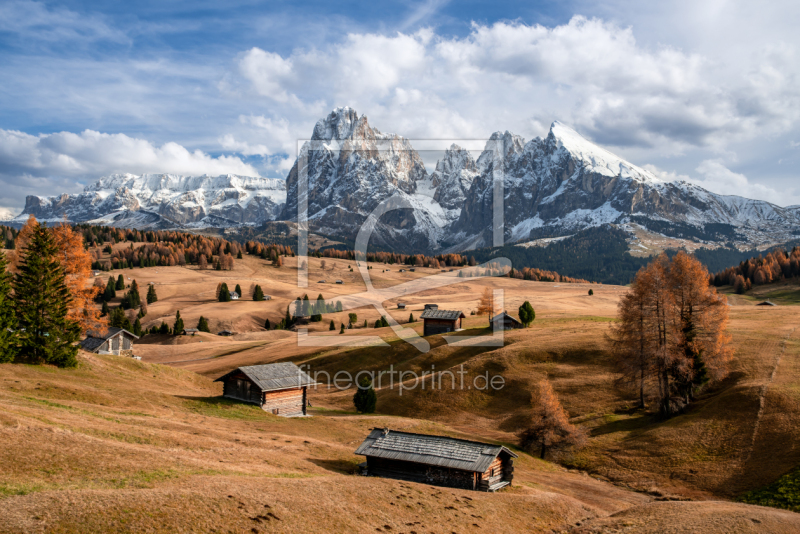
[2,250,800,532]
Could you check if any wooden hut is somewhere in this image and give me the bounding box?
[421,308,465,336]
[355,428,517,492]
[217,329,235,336]
[397,303,406,309]
[80,327,138,357]
[490,311,523,330]
[182,328,200,336]
[757,300,777,306]
[214,362,317,417]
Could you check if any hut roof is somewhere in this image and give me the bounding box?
[420,309,465,321]
[491,311,521,325]
[355,428,517,473]
[757,301,778,306]
[214,362,317,392]
[85,327,139,341]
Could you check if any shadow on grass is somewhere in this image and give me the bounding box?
[308,458,360,475]
[590,414,658,437]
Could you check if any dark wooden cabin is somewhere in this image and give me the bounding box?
[214,362,317,417]
[420,308,465,336]
[490,311,523,330]
[355,428,517,492]
[80,327,138,357]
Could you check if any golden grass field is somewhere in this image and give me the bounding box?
[2,249,800,532]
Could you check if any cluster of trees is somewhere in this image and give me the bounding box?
[92,238,241,271]
[610,252,731,417]
[0,217,105,368]
[242,241,294,261]
[316,247,474,268]
[712,247,800,293]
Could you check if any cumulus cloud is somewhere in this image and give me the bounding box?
[0,129,259,215]
[225,16,800,154]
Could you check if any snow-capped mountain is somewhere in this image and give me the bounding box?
[447,121,800,250]
[16,108,800,251]
[17,173,286,229]
[281,107,444,250]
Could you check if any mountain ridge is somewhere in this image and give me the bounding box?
[16,107,800,251]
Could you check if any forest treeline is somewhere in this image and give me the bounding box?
[315,247,592,283]
[712,247,800,293]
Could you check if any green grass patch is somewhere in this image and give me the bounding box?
[0,481,47,497]
[183,397,276,421]
[739,467,800,512]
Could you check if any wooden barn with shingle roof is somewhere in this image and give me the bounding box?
[215,362,317,417]
[355,428,517,491]
[420,308,465,336]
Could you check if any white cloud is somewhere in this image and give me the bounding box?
[226,16,800,155]
[0,129,259,214]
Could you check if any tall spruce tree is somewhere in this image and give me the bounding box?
[197,316,210,332]
[14,223,80,367]
[253,284,264,301]
[115,274,125,290]
[173,310,184,335]
[103,276,116,301]
[0,250,16,362]
[146,284,158,304]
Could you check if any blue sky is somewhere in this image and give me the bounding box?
[1,0,799,215]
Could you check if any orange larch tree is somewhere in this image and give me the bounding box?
[518,379,587,459]
[52,220,107,334]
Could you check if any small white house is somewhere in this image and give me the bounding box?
[80,327,139,356]
[230,291,240,300]
[263,295,272,300]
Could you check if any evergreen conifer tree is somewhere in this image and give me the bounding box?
[158,322,170,334]
[133,317,143,337]
[14,223,80,367]
[340,323,345,334]
[353,375,377,413]
[146,284,158,304]
[198,316,210,332]
[218,282,231,302]
[234,284,242,296]
[329,319,335,331]
[0,250,17,363]
[263,317,270,330]
[103,276,116,301]
[253,285,264,301]
[115,274,125,290]
[408,313,414,322]
[101,301,110,316]
[173,310,184,335]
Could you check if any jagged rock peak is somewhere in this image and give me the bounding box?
[312,106,377,141]
[435,144,478,175]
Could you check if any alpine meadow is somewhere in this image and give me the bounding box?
[3,2,800,533]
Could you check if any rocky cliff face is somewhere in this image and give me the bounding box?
[447,122,800,250]
[281,107,438,250]
[16,109,800,251]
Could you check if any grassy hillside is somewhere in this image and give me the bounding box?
[0,352,659,533]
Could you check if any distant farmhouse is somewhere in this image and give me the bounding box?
[80,327,138,357]
[491,311,523,330]
[355,428,517,492]
[230,291,240,300]
[182,328,200,336]
[215,362,317,417]
[420,308,465,336]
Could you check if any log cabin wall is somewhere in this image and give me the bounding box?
[222,372,262,404]
[478,455,514,491]
[423,318,459,336]
[261,386,306,417]
[366,457,475,490]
